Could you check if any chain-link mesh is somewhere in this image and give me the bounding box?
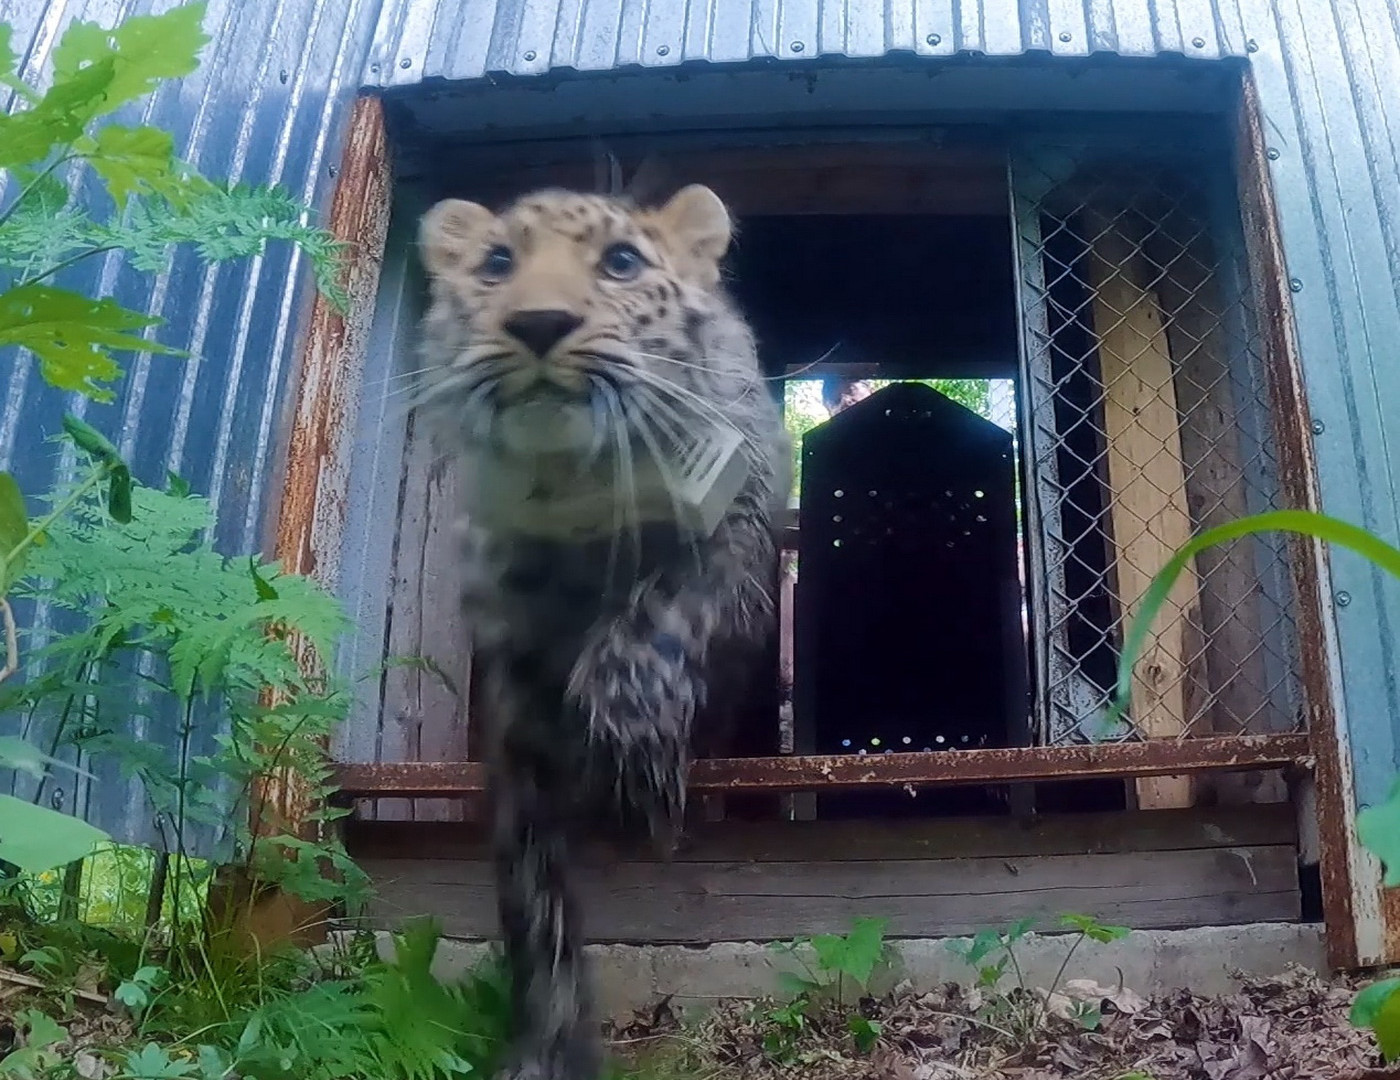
[1014,150,1305,746]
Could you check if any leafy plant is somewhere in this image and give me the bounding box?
[1105,508,1400,1063]
[1,0,346,883]
[946,912,1130,1042]
[764,917,891,1060]
[0,1009,67,1077]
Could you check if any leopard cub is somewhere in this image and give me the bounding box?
[416,184,790,1079]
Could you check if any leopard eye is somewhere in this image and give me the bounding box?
[478,245,514,283]
[599,242,646,281]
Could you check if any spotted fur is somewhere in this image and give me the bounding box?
[416,186,790,1080]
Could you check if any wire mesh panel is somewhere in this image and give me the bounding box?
[1011,137,1304,765]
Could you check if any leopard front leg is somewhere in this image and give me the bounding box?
[488,662,601,1080]
[568,586,709,851]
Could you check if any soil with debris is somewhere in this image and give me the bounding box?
[609,967,1396,1080]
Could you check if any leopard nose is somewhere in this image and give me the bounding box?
[502,309,584,357]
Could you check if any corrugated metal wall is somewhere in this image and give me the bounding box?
[0,0,384,850]
[3,0,1397,865]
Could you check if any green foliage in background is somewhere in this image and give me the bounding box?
[784,378,997,500]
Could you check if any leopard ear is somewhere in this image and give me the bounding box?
[419,198,494,278]
[654,184,732,265]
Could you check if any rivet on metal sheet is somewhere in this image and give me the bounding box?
[1290,278,1304,292]
[1059,32,1071,42]
[524,50,537,61]
[1335,591,1352,608]
[657,45,669,55]
[1246,39,1259,52]
[790,41,804,52]
[1311,420,1325,435]
[926,33,941,45]
[1267,148,1281,160]
[399,57,412,68]
[1192,36,1206,47]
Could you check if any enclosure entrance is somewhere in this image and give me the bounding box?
[333,98,1326,941]
[726,207,1037,819]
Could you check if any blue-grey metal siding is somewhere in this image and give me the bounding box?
[3,0,1398,866]
[0,0,383,851]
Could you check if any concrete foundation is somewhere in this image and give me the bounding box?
[348,922,1327,1019]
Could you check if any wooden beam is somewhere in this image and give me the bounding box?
[359,842,1300,944]
[347,804,1298,863]
[243,93,392,950]
[1085,207,1202,810]
[333,734,1313,798]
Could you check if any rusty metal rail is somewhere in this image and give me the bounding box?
[333,734,1313,798]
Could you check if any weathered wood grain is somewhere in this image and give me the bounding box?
[360,843,1299,943]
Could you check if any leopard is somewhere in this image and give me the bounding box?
[415,184,791,1080]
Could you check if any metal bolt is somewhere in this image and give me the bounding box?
[657,44,669,55]
[329,164,338,178]
[1290,278,1304,292]
[523,50,537,61]
[1246,38,1259,52]
[1192,36,1206,47]
[1336,590,1352,607]
[399,57,412,68]
[926,33,941,45]
[50,788,64,810]
[1058,31,1072,42]
[279,69,289,83]
[1267,147,1280,160]
[1311,419,1325,435]
[370,62,381,73]
[790,40,804,52]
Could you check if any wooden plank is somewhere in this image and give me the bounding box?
[360,844,1300,943]
[334,734,1314,797]
[347,803,1297,864]
[1158,209,1287,807]
[433,142,1008,218]
[1084,208,1202,810]
[262,92,391,836]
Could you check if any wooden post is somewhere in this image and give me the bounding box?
[229,93,392,952]
[1157,210,1289,806]
[1084,208,1200,810]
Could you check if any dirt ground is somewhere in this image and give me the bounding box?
[610,967,1395,1080]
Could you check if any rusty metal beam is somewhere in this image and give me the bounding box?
[1235,72,1360,971]
[334,734,1313,798]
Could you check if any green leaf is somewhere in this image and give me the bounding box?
[0,24,35,101]
[122,1042,197,1079]
[86,124,179,207]
[0,284,183,402]
[51,3,209,120]
[1378,988,1400,1063]
[0,736,93,781]
[1105,510,1400,731]
[0,59,116,168]
[250,557,279,601]
[0,472,27,587]
[0,794,107,872]
[847,1015,882,1053]
[1358,779,1400,888]
[62,413,121,464]
[1351,977,1400,1028]
[16,1010,65,1052]
[1060,913,1131,944]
